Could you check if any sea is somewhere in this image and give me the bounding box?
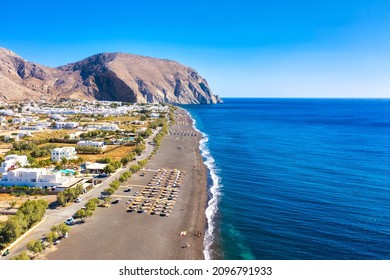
[183,98,390,260]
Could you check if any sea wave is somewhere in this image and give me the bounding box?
[185,109,222,260]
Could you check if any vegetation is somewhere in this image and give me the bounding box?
[50,223,70,238]
[129,164,141,173]
[120,153,134,166]
[45,231,58,247]
[0,199,48,249]
[134,144,145,155]
[153,122,169,147]
[8,142,57,159]
[119,171,131,183]
[75,146,102,154]
[27,239,44,255]
[104,187,115,195]
[74,208,92,223]
[137,159,148,168]
[85,198,99,212]
[56,184,84,206]
[11,251,30,260]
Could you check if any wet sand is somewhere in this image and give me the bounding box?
[45,109,208,260]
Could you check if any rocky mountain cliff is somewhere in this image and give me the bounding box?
[0,47,222,104]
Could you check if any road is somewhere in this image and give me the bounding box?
[2,128,160,260]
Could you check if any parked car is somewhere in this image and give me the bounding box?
[65,217,75,225]
[75,197,84,203]
[112,199,121,204]
[1,249,10,257]
[124,187,131,192]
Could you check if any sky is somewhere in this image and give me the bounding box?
[1,0,390,98]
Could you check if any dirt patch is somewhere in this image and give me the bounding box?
[79,145,134,162]
[0,193,57,210]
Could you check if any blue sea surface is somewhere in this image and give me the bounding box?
[184,98,390,260]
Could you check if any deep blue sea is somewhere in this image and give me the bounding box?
[183,98,390,260]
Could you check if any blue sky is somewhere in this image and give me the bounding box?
[1,0,390,98]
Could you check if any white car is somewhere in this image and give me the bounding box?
[75,197,84,203]
[65,217,74,225]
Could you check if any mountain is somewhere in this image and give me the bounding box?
[0,47,222,104]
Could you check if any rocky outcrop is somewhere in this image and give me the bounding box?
[0,47,222,104]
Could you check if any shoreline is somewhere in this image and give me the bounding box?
[183,108,223,260]
[43,107,208,260]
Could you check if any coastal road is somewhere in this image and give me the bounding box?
[2,128,161,260]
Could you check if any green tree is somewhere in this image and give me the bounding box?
[104,187,115,195]
[27,240,44,255]
[109,180,120,190]
[57,192,67,206]
[129,164,140,173]
[11,251,30,260]
[103,164,115,175]
[51,224,70,237]
[46,231,58,247]
[85,198,99,212]
[74,209,92,223]
[8,200,17,209]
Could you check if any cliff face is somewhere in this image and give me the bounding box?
[0,47,222,104]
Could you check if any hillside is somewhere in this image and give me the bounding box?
[0,48,222,104]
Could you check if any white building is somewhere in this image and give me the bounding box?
[77,140,106,149]
[4,135,20,142]
[86,124,120,131]
[51,147,77,162]
[0,168,71,188]
[150,113,160,118]
[20,124,46,130]
[56,122,79,129]
[12,117,26,124]
[0,155,29,173]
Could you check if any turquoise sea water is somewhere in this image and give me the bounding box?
[184,98,390,260]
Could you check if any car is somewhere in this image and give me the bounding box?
[65,217,75,225]
[100,203,110,208]
[112,199,121,204]
[124,187,131,192]
[54,240,61,245]
[75,197,84,203]
[1,249,10,257]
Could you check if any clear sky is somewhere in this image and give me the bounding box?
[1,0,390,98]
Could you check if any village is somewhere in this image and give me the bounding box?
[0,98,171,230]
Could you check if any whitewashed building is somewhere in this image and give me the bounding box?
[77,140,106,149]
[0,155,28,173]
[0,168,72,188]
[20,124,46,130]
[55,122,79,129]
[51,147,77,162]
[86,124,120,131]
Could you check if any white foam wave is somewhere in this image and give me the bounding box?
[185,109,222,260]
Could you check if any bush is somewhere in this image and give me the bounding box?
[85,198,99,211]
[27,239,44,255]
[138,159,148,167]
[129,164,141,173]
[76,146,102,154]
[11,251,30,260]
[109,180,120,190]
[104,187,115,195]
[56,184,84,206]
